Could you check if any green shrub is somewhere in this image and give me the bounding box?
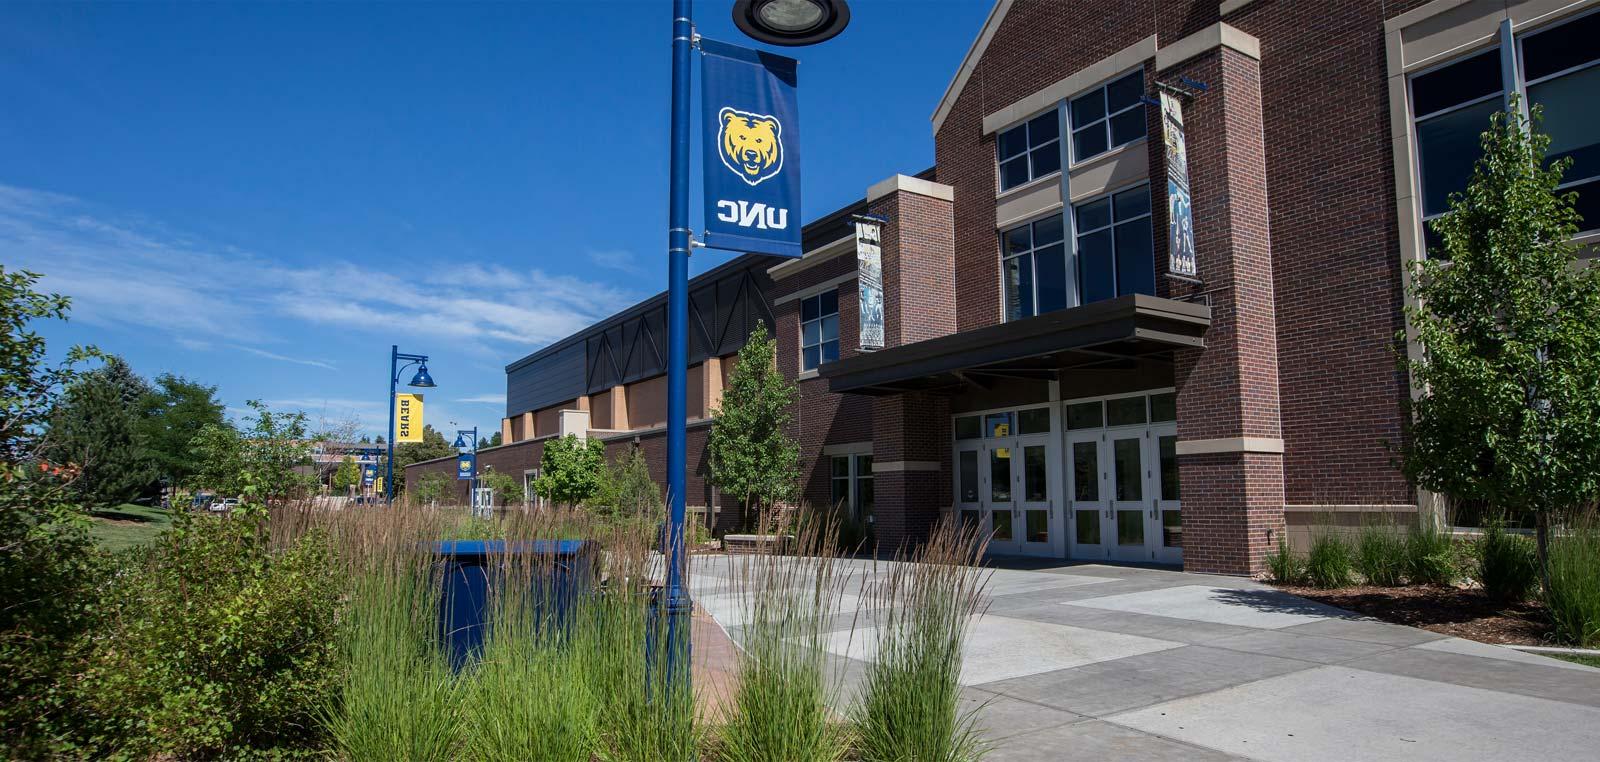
[77,505,342,758]
[1405,520,1459,585]
[1264,537,1303,584]
[1546,515,1600,647]
[853,523,988,762]
[1354,523,1408,586]
[1476,522,1538,602]
[1305,531,1356,589]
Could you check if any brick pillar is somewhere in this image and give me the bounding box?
[702,356,724,414]
[1165,42,1285,576]
[871,392,952,552]
[865,174,957,349]
[520,411,535,440]
[609,384,629,431]
[500,417,513,444]
[860,175,958,552]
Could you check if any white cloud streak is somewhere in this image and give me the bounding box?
[0,183,640,354]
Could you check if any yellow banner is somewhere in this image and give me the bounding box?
[395,393,424,443]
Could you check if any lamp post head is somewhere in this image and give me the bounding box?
[732,0,850,46]
[452,432,468,449]
[408,363,436,388]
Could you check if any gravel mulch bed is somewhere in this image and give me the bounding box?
[1276,583,1554,646]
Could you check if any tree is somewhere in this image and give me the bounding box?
[189,401,315,502]
[44,356,158,507]
[533,434,605,507]
[477,466,522,507]
[1403,101,1600,590]
[332,456,360,494]
[592,445,664,523]
[136,373,226,488]
[0,267,102,750]
[486,431,503,448]
[411,472,452,506]
[391,424,455,494]
[707,324,800,528]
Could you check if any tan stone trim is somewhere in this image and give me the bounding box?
[932,0,1014,135]
[981,35,1158,136]
[767,234,856,280]
[1285,504,1420,514]
[1155,22,1260,71]
[867,173,955,203]
[1219,0,1257,16]
[821,441,871,456]
[595,418,714,443]
[1173,437,1284,455]
[872,460,941,473]
[773,272,856,308]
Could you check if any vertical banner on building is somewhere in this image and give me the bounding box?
[361,464,377,487]
[854,215,885,351]
[394,393,424,443]
[456,452,476,481]
[700,39,802,258]
[1160,92,1198,279]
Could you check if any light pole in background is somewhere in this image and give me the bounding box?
[658,0,850,685]
[386,345,435,502]
[453,426,481,515]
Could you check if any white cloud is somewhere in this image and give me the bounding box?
[456,393,507,405]
[230,344,338,370]
[0,183,640,354]
[587,248,641,274]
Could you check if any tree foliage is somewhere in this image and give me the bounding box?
[592,445,664,523]
[486,431,503,448]
[707,324,800,524]
[533,434,605,507]
[392,424,455,493]
[1404,101,1600,578]
[0,267,103,752]
[44,356,158,507]
[333,455,360,493]
[412,471,452,505]
[189,401,315,502]
[477,466,522,506]
[136,373,226,487]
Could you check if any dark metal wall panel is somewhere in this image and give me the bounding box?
[505,341,585,417]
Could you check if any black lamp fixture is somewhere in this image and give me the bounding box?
[732,0,851,47]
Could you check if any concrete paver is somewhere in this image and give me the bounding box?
[694,558,1600,760]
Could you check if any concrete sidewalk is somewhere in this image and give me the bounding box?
[690,556,1600,761]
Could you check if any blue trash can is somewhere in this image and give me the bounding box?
[433,539,596,671]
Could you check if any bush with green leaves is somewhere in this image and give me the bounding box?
[592,445,664,524]
[1476,521,1539,602]
[1305,531,1356,589]
[1545,514,1600,647]
[76,502,342,758]
[1405,520,1459,586]
[1355,522,1408,586]
[707,324,800,529]
[534,434,606,508]
[412,471,453,505]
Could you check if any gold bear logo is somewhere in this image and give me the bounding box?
[718,107,783,186]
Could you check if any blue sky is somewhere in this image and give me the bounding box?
[0,0,992,438]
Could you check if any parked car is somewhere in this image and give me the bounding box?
[209,497,241,513]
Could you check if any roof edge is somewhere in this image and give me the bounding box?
[931,0,1014,136]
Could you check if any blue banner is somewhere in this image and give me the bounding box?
[701,39,801,258]
[361,464,377,486]
[456,453,476,481]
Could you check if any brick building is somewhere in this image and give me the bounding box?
[408,0,1600,575]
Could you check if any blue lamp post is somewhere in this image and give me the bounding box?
[386,345,436,503]
[658,0,850,688]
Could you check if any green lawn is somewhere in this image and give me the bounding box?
[89,502,173,553]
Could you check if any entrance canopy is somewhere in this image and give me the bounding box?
[820,294,1210,395]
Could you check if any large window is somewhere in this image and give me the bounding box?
[800,289,839,372]
[1069,70,1146,163]
[1411,10,1600,254]
[830,454,874,522]
[1001,214,1067,320]
[1074,185,1155,303]
[996,111,1062,192]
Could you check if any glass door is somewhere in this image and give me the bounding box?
[1066,431,1108,559]
[984,438,1021,554]
[955,445,983,536]
[1107,432,1149,563]
[1151,425,1182,564]
[1012,435,1057,556]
